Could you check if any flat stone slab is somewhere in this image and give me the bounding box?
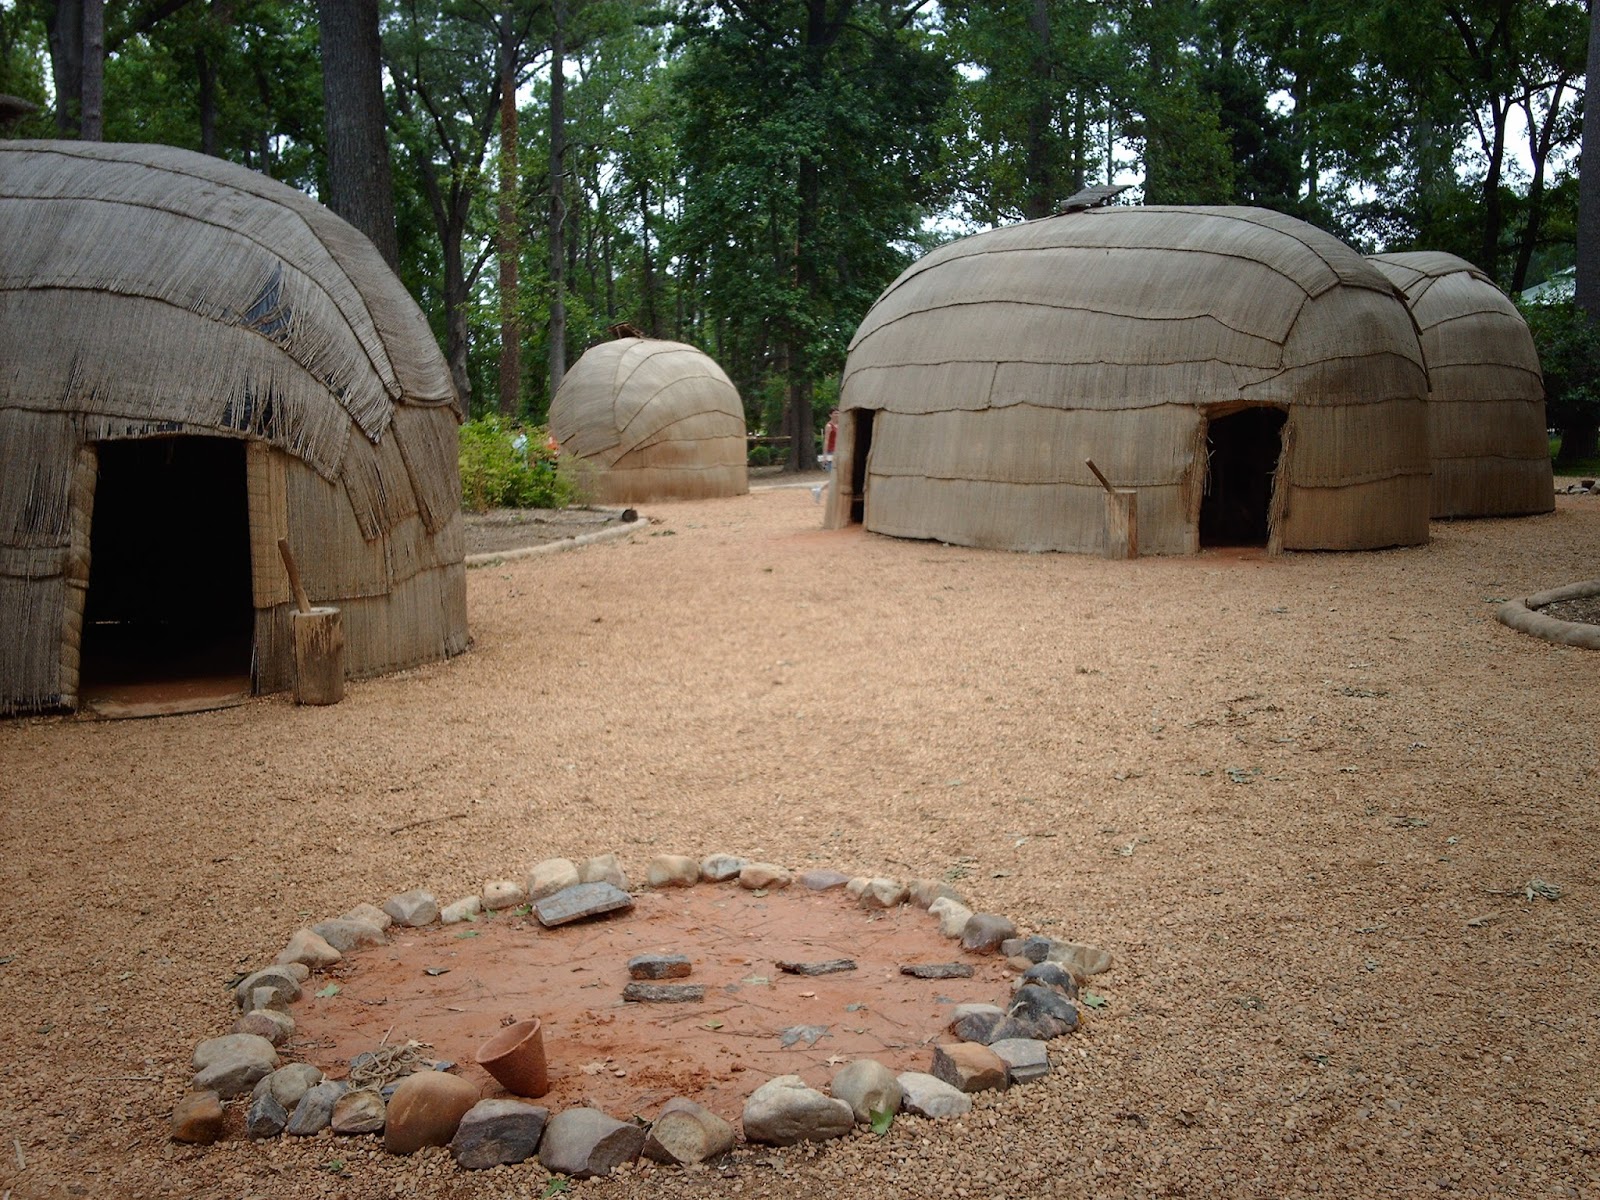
[622,982,705,1003]
[899,962,975,980]
[776,958,857,976]
[628,953,692,980]
[989,1037,1050,1083]
[535,882,634,927]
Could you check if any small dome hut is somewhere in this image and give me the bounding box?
[0,140,467,716]
[1368,251,1553,518]
[549,337,748,504]
[824,205,1432,554]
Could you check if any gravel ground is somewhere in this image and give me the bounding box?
[1,484,1597,1200]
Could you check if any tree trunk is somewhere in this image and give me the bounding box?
[46,0,84,136]
[639,178,658,334]
[197,45,217,155]
[548,0,568,398]
[496,12,521,419]
[80,0,102,140]
[317,0,400,272]
[1021,0,1053,220]
[1575,2,1600,324]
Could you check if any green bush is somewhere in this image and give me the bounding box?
[748,443,778,467]
[459,416,582,511]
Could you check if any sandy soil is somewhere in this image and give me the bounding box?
[2,482,1598,1200]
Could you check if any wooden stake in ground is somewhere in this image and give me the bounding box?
[1085,459,1138,560]
[278,538,345,704]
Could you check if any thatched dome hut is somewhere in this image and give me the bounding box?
[824,205,1432,554]
[1368,251,1553,518]
[549,337,748,504]
[0,140,467,716]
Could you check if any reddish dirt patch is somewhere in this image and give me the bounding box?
[290,885,1013,1122]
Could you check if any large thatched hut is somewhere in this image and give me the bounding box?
[1368,251,1553,518]
[0,140,467,716]
[824,205,1432,554]
[549,337,748,504]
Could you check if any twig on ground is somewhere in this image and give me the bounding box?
[13,1136,24,1169]
[387,812,469,835]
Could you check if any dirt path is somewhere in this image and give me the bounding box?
[1,488,1596,1200]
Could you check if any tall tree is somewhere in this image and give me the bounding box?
[548,0,569,398]
[319,0,400,270]
[497,1,523,416]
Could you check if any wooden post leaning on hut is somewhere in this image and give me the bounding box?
[277,538,345,705]
[1085,459,1138,560]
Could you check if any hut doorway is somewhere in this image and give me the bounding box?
[847,409,876,524]
[1200,407,1286,547]
[79,437,255,716]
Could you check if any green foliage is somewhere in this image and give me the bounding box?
[1523,299,1600,465]
[459,417,582,511]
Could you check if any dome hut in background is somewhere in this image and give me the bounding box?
[0,140,467,717]
[549,336,748,504]
[824,203,1433,555]
[1368,251,1553,519]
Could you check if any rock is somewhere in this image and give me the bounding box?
[382,889,439,927]
[646,855,700,887]
[960,912,1018,954]
[739,863,793,890]
[1046,941,1113,977]
[280,962,312,983]
[286,1080,347,1136]
[441,895,482,924]
[234,966,303,1009]
[1009,984,1080,1036]
[482,880,527,911]
[577,853,629,890]
[796,869,851,891]
[1005,955,1036,973]
[452,1098,549,1169]
[170,1091,225,1144]
[1019,961,1079,998]
[331,1088,388,1134]
[899,962,975,980]
[741,1075,854,1146]
[951,1002,1006,1021]
[232,1008,294,1045]
[191,1034,279,1097]
[909,879,966,909]
[243,984,293,1016]
[342,902,393,931]
[246,1090,288,1140]
[699,854,748,883]
[844,876,871,899]
[858,878,909,908]
[931,1042,1008,1093]
[948,1010,1006,1044]
[929,897,973,939]
[775,958,856,976]
[535,882,634,927]
[989,1038,1050,1084]
[310,917,387,953]
[1000,935,1056,963]
[830,1060,903,1125]
[627,953,692,980]
[643,1097,736,1165]
[384,1071,479,1154]
[276,928,342,969]
[255,1063,323,1111]
[527,858,581,900]
[538,1107,647,1178]
[622,982,705,1003]
[897,1072,973,1118]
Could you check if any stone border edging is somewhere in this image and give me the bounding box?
[464,513,645,568]
[1497,579,1600,650]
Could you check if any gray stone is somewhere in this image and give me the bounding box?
[286,1080,347,1136]
[844,876,870,899]
[775,958,857,976]
[1019,961,1079,998]
[538,1107,647,1178]
[929,897,973,938]
[622,982,704,1003]
[643,1097,735,1165]
[989,1038,1050,1084]
[331,1088,387,1134]
[191,1034,279,1097]
[382,889,440,927]
[440,895,482,924]
[452,1098,550,1169]
[739,862,793,890]
[481,879,527,911]
[234,966,303,1009]
[897,1071,973,1118]
[948,1010,1006,1044]
[1045,941,1113,977]
[170,1091,225,1144]
[857,878,909,908]
[246,1090,288,1140]
[899,962,975,980]
[276,928,342,969]
[741,1075,853,1146]
[699,854,748,883]
[646,855,700,887]
[232,1008,294,1045]
[341,902,393,930]
[909,879,966,909]
[960,912,1018,954]
[797,869,851,891]
[1000,935,1057,963]
[830,1059,903,1125]
[527,858,582,899]
[244,984,293,1015]
[930,1042,1008,1093]
[536,882,634,927]
[310,917,387,953]
[254,1062,323,1111]
[384,1071,479,1154]
[577,853,629,890]
[627,953,692,980]
[1008,984,1079,1036]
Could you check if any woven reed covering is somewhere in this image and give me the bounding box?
[825,205,1433,555]
[1368,251,1553,519]
[549,337,748,504]
[0,141,466,715]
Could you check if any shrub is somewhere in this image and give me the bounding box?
[459,417,582,511]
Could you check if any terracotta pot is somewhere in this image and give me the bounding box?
[475,1017,549,1098]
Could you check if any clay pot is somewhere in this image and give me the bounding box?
[475,1018,549,1098]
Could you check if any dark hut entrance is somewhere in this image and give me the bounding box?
[79,437,254,716]
[1200,408,1287,547]
[847,409,876,524]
